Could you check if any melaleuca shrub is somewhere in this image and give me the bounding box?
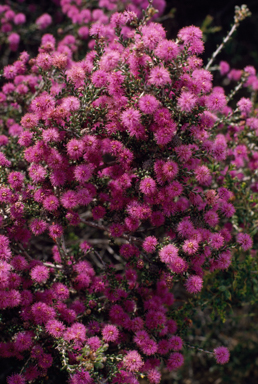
[0,0,165,69]
[0,3,255,384]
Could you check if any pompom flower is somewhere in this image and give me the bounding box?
[123,350,143,372]
[30,265,49,284]
[214,346,230,364]
[102,325,119,342]
[185,275,203,294]
[167,352,184,371]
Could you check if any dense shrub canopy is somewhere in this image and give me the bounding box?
[0,1,257,384]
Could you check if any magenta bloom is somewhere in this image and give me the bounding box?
[30,219,48,235]
[214,346,230,364]
[69,371,91,384]
[185,275,203,294]
[139,177,156,195]
[210,233,224,249]
[49,224,63,239]
[141,338,158,356]
[123,350,143,372]
[167,352,184,371]
[195,165,211,185]
[8,172,24,190]
[169,336,183,351]
[30,265,49,284]
[143,236,158,253]
[147,369,161,384]
[61,190,78,209]
[139,94,159,114]
[148,66,171,86]
[7,374,26,384]
[46,320,65,338]
[67,139,84,160]
[237,97,252,114]
[121,108,141,129]
[182,239,199,255]
[36,13,52,29]
[178,26,202,43]
[102,325,119,342]
[236,233,253,251]
[220,61,230,76]
[178,91,197,112]
[159,244,178,264]
[87,336,101,351]
[155,40,179,61]
[43,195,59,212]
[14,331,33,352]
[169,256,187,274]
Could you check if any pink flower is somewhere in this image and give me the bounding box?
[61,190,78,209]
[8,172,24,190]
[29,164,47,183]
[74,164,93,183]
[88,336,101,351]
[102,325,119,342]
[220,61,230,76]
[140,339,158,355]
[236,233,253,251]
[214,346,230,364]
[31,302,56,324]
[147,369,161,384]
[143,236,158,253]
[7,374,25,384]
[167,352,184,371]
[62,97,80,112]
[185,275,203,294]
[69,371,91,384]
[139,94,159,114]
[204,210,219,227]
[92,70,108,87]
[49,224,63,239]
[169,336,183,351]
[178,91,197,112]
[30,265,49,284]
[178,26,202,43]
[43,195,59,211]
[162,161,178,181]
[14,331,33,352]
[182,239,199,255]
[169,256,187,274]
[121,108,141,129]
[123,350,144,372]
[67,139,84,160]
[237,97,252,114]
[210,233,224,249]
[30,219,48,235]
[42,128,60,143]
[140,177,156,195]
[195,165,211,185]
[148,66,171,86]
[206,92,227,112]
[155,40,179,61]
[36,13,52,29]
[46,320,65,338]
[159,244,178,264]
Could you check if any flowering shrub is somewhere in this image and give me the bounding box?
[0,1,257,383]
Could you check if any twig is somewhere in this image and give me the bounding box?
[80,218,143,245]
[206,23,238,71]
[185,343,214,355]
[206,5,251,71]
[18,243,33,261]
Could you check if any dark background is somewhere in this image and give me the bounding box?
[162,0,258,69]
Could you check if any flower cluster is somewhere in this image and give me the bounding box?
[0,1,256,384]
